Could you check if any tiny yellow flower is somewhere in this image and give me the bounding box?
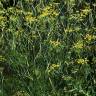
[80,7,91,19]
[81,9,91,14]
[62,76,72,81]
[39,5,59,18]
[51,64,60,68]
[50,40,61,47]
[52,11,59,16]
[48,64,60,73]
[13,91,30,96]
[15,28,24,37]
[39,12,49,18]
[84,34,96,41]
[77,58,88,64]
[74,41,83,49]
[65,28,74,33]
[0,55,6,62]
[25,15,36,22]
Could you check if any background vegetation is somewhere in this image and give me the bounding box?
[0,0,96,96]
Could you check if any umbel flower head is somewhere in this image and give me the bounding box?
[50,40,61,47]
[84,34,96,41]
[39,4,59,18]
[73,40,83,49]
[13,91,30,96]
[76,58,88,64]
[48,63,60,73]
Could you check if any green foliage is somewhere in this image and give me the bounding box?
[0,0,96,96]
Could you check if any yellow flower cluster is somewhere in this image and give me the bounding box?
[65,27,81,33]
[69,6,91,21]
[0,55,6,62]
[84,34,96,41]
[80,7,91,20]
[50,40,61,47]
[39,5,59,18]
[77,58,88,64]
[48,64,60,73]
[51,64,60,68]
[74,41,83,49]
[0,16,6,25]
[62,75,72,81]
[65,28,73,33]
[25,15,36,23]
[25,12,37,23]
[16,8,23,14]
[0,16,6,27]
[69,13,80,21]
[15,28,24,38]
[81,8,91,16]
[13,91,30,96]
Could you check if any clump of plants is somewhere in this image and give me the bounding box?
[0,0,96,96]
